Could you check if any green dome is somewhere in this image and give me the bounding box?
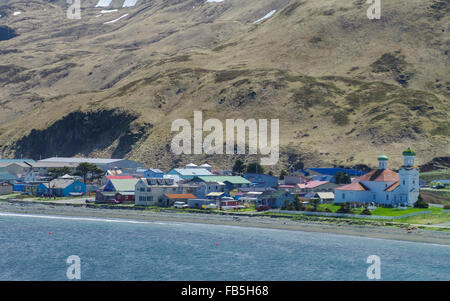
[378,155,389,161]
[402,147,416,156]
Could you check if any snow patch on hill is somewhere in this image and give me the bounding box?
[103,13,129,24]
[253,10,276,24]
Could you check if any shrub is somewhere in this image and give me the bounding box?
[443,204,450,210]
[336,203,352,214]
[323,207,332,213]
[414,194,429,208]
[361,208,372,215]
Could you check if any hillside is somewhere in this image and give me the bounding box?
[0,0,448,172]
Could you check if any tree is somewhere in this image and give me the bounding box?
[232,159,246,175]
[246,162,265,174]
[47,166,72,179]
[279,170,287,180]
[342,172,351,184]
[268,171,274,176]
[75,162,104,184]
[310,197,320,212]
[334,171,343,184]
[334,171,351,184]
[413,194,428,208]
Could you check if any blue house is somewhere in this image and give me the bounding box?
[144,169,164,178]
[36,179,86,197]
[243,173,279,188]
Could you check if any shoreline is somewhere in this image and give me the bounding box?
[1,201,449,245]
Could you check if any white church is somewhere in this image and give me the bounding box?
[334,146,419,206]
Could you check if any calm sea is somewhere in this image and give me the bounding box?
[0,212,448,281]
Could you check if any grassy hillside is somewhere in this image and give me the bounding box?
[0,0,448,171]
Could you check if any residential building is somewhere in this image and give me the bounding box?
[187,199,217,209]
[101,175,135,186]
[0,162,29,178]
[36,179,86,197]
[0,182,13,195]
[311,192,335,203]
[161,193,197,207]
[193,176,251,192]
[144,169,164,178]
[257,190,295,209]
[27,161,78,176]
[167,168,213,180]
[181,178,225,199]
[103,178,139,193]
[297,181,338,195]
[243,173,279,188]
[283,175,309,185]
[0,171,19,183]
[135,178,179,206]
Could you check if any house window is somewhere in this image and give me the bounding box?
[403,180,405,185]
[147,188,152,192]
[140,187,145,192]
[386,194,389,200]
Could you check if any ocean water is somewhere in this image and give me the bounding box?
[0,212,449,281]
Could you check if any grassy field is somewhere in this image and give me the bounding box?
[396,210,450,225]
[420,169,450,185]
[272,204,449,225]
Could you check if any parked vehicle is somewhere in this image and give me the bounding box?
[174,201,188,209]
[203,203,218,209]
[256,204,270,211]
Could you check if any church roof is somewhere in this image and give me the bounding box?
[335,182,369,191]
[355,169,398,182]
[385,181,400,191]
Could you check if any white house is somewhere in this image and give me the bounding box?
[334,147,419,206]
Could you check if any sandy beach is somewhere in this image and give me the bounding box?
[1,200,449,245]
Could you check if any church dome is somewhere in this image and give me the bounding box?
[377,155,389,161]
[402,147,416,156]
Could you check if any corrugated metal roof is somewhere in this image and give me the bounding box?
[109,179,139,191]
[164,193,196,199]
[172,168,213,176]
[198,176,251,184]
[315,192,335,199]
